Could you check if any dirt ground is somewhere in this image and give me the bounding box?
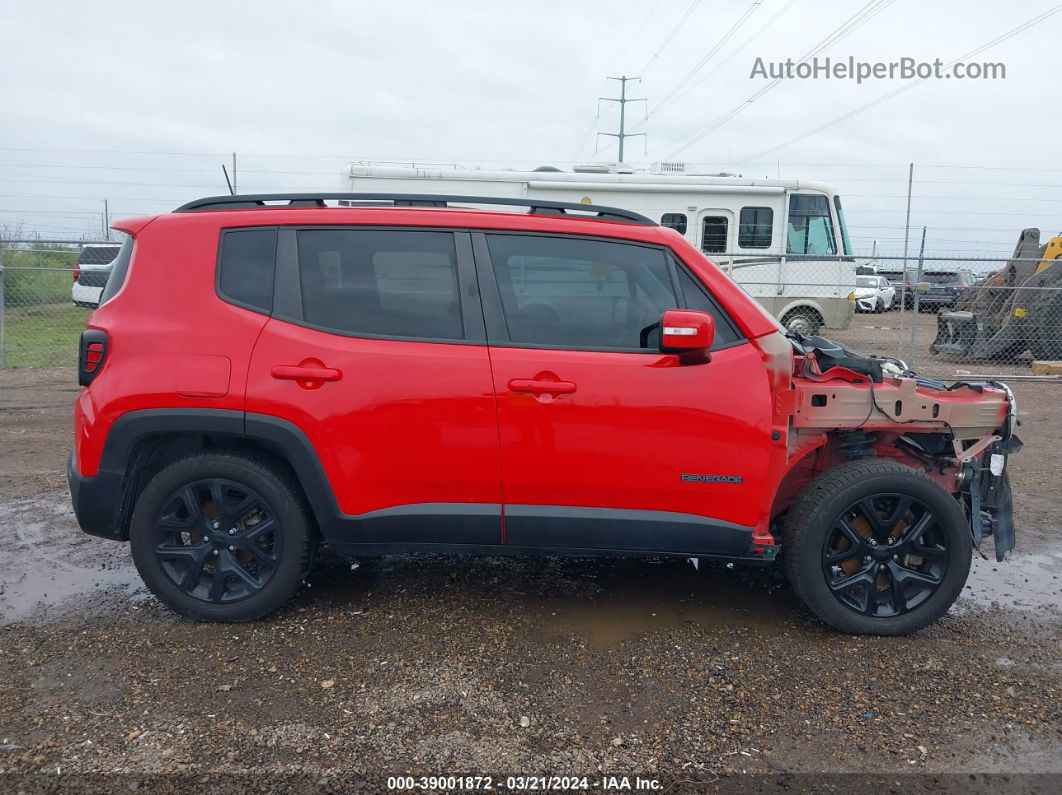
[0,348,1059,791]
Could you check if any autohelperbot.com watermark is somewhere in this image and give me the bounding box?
[750,56,1005,83]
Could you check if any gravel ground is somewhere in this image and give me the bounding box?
[0,356,1058,792]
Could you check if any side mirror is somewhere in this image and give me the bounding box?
[660,309,714,360]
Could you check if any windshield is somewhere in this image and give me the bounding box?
[833,195,852,256]
[856,276,877,287]
[787,194,837,255]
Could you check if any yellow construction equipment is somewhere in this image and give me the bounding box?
[931,228,1062,361]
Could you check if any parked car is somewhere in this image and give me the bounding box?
[853,274,895,312]
[909,269,978,310]
[69,193,1020,635]
[71,242,121,308]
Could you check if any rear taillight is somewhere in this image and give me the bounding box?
[74,263,81,283]
[78,329,108,386]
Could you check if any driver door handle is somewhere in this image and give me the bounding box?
[508,379,577,395]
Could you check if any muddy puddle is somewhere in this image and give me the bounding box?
[0,494,145,625]
[529,558,793,648]
[961,548,1062,611]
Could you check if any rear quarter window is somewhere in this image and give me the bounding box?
[97,236,133,306]
[217,228,278,313]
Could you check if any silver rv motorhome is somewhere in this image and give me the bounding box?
[339,163,860,333]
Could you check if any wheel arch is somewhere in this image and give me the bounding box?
[87,409,337,540]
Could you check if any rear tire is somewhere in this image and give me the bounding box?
[130,452,313,622]
[783,460,971,635]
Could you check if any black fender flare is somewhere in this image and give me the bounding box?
[75,409,343,540]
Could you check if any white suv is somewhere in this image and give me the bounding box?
[72,243,122,308]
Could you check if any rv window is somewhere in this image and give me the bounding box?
[787,194,837,255]
[738,207,773,249]
[701,217,728,253]
[661,213,687,234]
[833,195,852,255]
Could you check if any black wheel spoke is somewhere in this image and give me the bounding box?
[241,517,276,543]
[177,545,211,591]
[179,486,204,523]
[220,551,262,590]
[836,517,868,550]
[825,546,861,564]
[828,565,874,594]
[208,480,227,518]
[890,561,942,589]
[887,565,906,614]
[229,494,262,523]
[882,495,912,530]
[857,498,889,533]
[207,570,228,602]
[911,542,947,560]
[901,512,934,546]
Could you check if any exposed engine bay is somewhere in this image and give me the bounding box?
[785,335,1021,561]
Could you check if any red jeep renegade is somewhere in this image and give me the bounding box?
[68,193,1021,634]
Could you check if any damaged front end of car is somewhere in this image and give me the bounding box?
[788,335,1022,562]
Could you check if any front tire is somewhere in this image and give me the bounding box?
[130,452,313,622]
[783,460,971,635]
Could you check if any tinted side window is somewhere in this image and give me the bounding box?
[296,229,462,340]
[98,235,133,306]
[701,216,728,253]
[486,234,676,350]
[675,266,742,348]
[661,213,687,234]
[738,207,773,248]
[218,228,277,312]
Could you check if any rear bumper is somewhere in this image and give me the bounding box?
[68,452,127,541]
[71,283,103,307]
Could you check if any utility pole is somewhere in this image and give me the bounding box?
[232,152,238,194]
[597,76,646,163]
[898,162,914,356]
[102,200,109,240]
[908,225,927,368]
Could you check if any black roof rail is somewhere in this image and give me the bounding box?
[173,193,656,225]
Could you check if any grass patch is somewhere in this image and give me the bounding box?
[2,303,91,367]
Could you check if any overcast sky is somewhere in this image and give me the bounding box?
[1,0,1060,257]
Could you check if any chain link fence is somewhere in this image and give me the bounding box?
[1,238,1060,379]
[0,240,106,368]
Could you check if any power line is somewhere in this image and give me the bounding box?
[736,3,1062,162]
[659,0,894,160]
[651,0,799,117]
[637,0,703,75]
[651,1,763,114]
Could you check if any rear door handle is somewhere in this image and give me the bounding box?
[508,379,576,395]
[271,365,342,382]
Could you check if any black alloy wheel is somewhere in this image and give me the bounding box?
[153,478,282,603]
[822,494,948,618]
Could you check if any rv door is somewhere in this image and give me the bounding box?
[696,209,734,271]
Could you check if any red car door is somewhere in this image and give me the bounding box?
[472,232,773,555]
[244,227,502,550]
